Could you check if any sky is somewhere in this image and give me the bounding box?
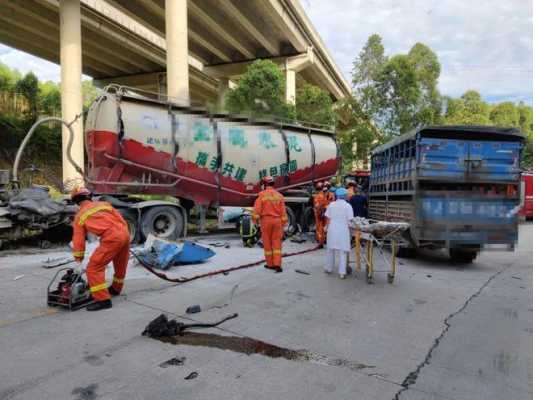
[301,0,533,104]
[1,0,532,104]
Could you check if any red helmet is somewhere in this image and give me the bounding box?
[70,186,92,202]
[261,176,274,186]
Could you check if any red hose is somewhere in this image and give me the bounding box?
[130,245,321,284]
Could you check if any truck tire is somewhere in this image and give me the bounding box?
[141,206,184,241]
[119,211,139,244]
[302,206,315,233]
[285,207,297,236]
[449,249,477,263]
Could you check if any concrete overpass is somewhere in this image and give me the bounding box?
[0,0,350,184]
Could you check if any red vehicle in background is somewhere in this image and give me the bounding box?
[521,172,533,220]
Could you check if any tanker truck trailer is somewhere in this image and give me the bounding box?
[83,86,340,241]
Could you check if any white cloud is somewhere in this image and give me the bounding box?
[302,0,533,104]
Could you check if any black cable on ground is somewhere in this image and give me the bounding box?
[130,245,321,284]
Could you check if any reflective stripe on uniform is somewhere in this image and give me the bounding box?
[89,283,108,293]
[260,195,282,202]
[72,251,85,257]
[113,277,124,284]
[79,205,113,225]
[272,249,282,254]
[264,250,273,255]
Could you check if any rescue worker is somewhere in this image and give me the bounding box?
[324,181,335,204]
[71,187,130,311]
[253,176,288,273]
[349,185,369,218]
[346,181,357,201]
[324,188,354,279]
[313,181,328,247]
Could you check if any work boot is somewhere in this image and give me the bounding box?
[87,299,112,311]
[108,287,120,297]
[264,265,283,273]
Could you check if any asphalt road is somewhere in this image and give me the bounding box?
[0,227,532,400]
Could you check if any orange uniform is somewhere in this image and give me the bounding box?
[253,187,288,268]
[72,200,130,302]
[326,191,335,204]
[313,191,328,245]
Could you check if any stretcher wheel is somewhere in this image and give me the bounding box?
[387,273,394,284]
[366,275,374,284]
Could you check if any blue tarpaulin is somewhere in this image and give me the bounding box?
[136,239,215,270]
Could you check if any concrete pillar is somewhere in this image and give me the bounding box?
[285,68,296,105]
[217,78,230,111]
[60,0,84,189]
[165,0,189,105]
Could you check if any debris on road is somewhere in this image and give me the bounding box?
[186,305,202,314]
[13,274,24,281]
[295,269,310,275]
[159,356,186,368]
[290,236,306,244]
[42,256,75,269]
[208,242,231,248]
[142,313,238,337]
[184,371,198,380]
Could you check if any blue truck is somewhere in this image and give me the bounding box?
[368,125,524,262]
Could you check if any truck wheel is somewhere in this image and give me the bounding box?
[141,206,184,241]
[449,249,477,263]
[285,207,298,236]
[302,206,315,233]
[120,212,139,244]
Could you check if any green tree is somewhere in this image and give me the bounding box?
[408,43,442,126]
[15,72,40,120]
[0,62,17,91]
[335,96,381,172]
[352,34,387,116]
[82,79,99,110]
[352,37,442,136]
[517,102,533,135]
[374,54,421,134]
[225,60,290,118]
[39,81,61,116]
[295,83,335,126]
[444,90,490,125]
[489,102,519,126]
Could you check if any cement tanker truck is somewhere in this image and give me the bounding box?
[83,86,340,241]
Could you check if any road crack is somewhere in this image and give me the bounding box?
[393,262,514,400]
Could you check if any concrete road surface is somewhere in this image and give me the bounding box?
[0,226,532,400]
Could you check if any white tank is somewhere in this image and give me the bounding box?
[85,88,340,206]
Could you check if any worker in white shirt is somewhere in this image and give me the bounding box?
[324,187,354,279]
